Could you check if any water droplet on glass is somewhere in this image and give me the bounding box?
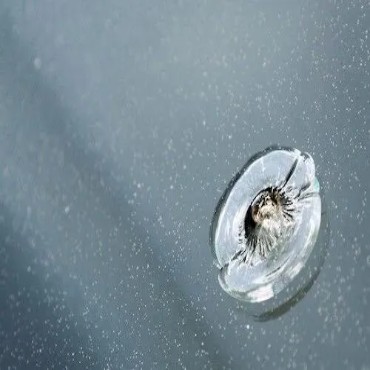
[210,146,323,306]
[33,57,42,70]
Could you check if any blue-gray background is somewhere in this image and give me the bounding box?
[0,0,369,368]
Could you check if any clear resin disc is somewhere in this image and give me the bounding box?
[210,146,322,303]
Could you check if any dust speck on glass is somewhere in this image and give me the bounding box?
[210,146,323,307]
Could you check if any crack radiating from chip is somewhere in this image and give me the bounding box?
[210,146,322,303]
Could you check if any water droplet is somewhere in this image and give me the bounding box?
[210,146,322,304]
[33,57,42,70]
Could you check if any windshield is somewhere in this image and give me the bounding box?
[0,1,369,368]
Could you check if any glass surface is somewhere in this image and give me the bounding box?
[0,1,369,369]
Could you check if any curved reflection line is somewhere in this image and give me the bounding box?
[237,200,330,322]
[252,250,326,322]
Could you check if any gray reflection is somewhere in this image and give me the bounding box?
[0,10,228,368]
